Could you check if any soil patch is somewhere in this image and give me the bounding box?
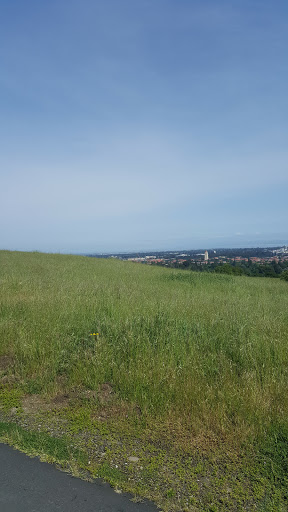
[0,375,18,387]
[92,402,130,422]
[0,355,14,372]
[21,387,99,414]
[98,383,114,404]
[22,393,72,414]
[51,393,71,406]
[22,395,54,414]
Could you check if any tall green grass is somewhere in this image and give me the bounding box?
[1,250,288,444]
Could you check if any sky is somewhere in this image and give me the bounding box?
[0,0,287,253]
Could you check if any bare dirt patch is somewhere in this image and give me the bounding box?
[22,395,54,414]
[98,382,114,404]
[0,355,14,372]
[22,393,72,414]
[92,403,129,422]
[0,375,19,387]
[90,399,140,423]
[21,387,98,415]
[51,393,71,406]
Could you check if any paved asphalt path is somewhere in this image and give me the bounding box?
[0,443,159,512]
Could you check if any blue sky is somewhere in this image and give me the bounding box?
[0,0,287,253]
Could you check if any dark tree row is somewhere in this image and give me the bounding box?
[162,259,288,280]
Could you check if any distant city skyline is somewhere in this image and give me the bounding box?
[1,1,287,253]
[6,238,287,256]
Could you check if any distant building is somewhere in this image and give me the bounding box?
[273,245,288,254]
[204,250,209,261]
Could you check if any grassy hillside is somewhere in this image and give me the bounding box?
[1,250,288,511]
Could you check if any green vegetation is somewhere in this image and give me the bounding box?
[0,421,87,467]
[1,250,288,510]
[280,269,288,281]
[166,257,288,279]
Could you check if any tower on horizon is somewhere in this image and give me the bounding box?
[204,250,209,261]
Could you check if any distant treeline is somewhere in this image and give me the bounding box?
[162,259,288,281]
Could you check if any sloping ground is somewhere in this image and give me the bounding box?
[0,250,288,511]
